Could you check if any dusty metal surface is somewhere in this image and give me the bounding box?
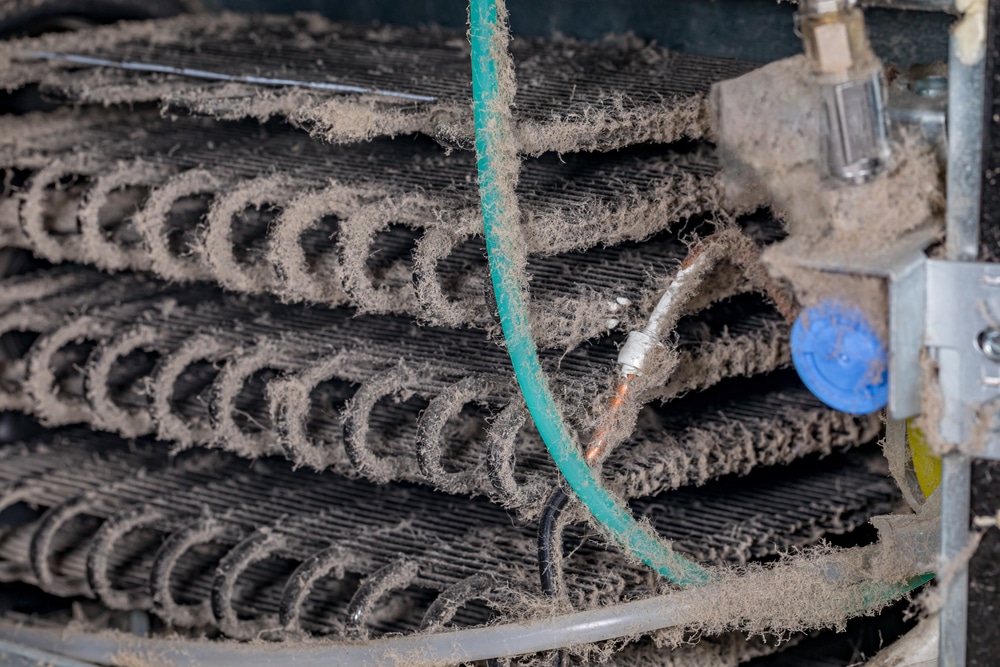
[0,263,880,508]
[0,13,760,153]
[0,10,919,665]
[0,109,763,349]
[0,428,899,640]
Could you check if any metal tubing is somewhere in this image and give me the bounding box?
[939,12,986,663]
[0,638,98,667]
[0,542,931,667]
[946,32,986,263]
[939,452,972,667]
[19,52,439,103]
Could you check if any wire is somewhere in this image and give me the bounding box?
[19,51,439,103]
[537,488,570,667]
[0,557,934,667]
[584,376,634,464]
[469,0,712,588]
[537,241,716,611]
[537,487,570,597]
[536,235,735,598]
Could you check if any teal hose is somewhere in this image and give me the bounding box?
[468,0,935,602]
[468,0,712,587]
[858,572,936,612]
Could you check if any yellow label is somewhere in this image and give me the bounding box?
[907,421,942,497]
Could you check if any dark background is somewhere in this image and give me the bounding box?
[205,0,952,66]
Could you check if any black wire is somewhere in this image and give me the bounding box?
[538,487,571,667]
[484,489,569,667]
[538,487,570,597]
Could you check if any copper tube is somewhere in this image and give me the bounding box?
[586,242,708,464]
[585,231,797,464]
[679,238,710,270]
[584,374,634,464]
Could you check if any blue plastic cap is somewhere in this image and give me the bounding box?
[791,300,888,415]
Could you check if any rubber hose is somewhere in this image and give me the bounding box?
[0,554,933,667]
[469,0,712,587]
[538,487,570,596]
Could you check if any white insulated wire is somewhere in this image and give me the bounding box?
[19,51,439,103]
[0,542,922,667]
[617,255,704,377]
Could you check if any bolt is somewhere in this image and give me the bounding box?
[978,328,1000,362]
[912,75,948,97]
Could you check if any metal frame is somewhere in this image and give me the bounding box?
[939,6,988,664]
[773,4,986,663]
[925,259,1000,455]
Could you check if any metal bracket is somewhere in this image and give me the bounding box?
[766,225,937,420]
[773,247,1000,448]
[888,251,927,418]
[925,259,1000,457]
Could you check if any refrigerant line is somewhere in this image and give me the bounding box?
[19,51,439,102]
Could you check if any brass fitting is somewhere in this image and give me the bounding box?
[797,0,890,184]
[799,0,873,79]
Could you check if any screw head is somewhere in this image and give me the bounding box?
[979,329,1000,363]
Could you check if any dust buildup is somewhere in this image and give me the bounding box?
[203,175,299,296]
[713,54,943,342]
[83,324,166,438]
[0,431,901,640]
[0,268,874,510]
[764,264,891,342]
[713,56,944,249]
[24,314,123,426]
[0,107,758,349]
[604,633,782,667]
[19,152,107,265]
[0,264,106,311]
[77,159,172,273]
[0,13,758,153]
[148,332,230,449]
[0,10,914,661]
[0,105,764,349]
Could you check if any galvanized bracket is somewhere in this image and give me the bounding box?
[924,259,1000,458]
[767,224,938,420]
[888,250,927,418]
[770,239,1000,450]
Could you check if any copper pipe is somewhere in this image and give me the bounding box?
[585,242,708,464]
[585,231,797,464]
[584,374,634,464]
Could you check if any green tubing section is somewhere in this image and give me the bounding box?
[468,0,935,603]
[468,0,712,588]
[858,572,936,612]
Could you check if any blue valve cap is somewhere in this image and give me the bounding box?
[791,301,888,415]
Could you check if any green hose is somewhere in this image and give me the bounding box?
[858,573,936,612]
[468,0,712,587]
[468,0,937,600]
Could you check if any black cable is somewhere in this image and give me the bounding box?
[538,487,570,597]
[538,487,571,667]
